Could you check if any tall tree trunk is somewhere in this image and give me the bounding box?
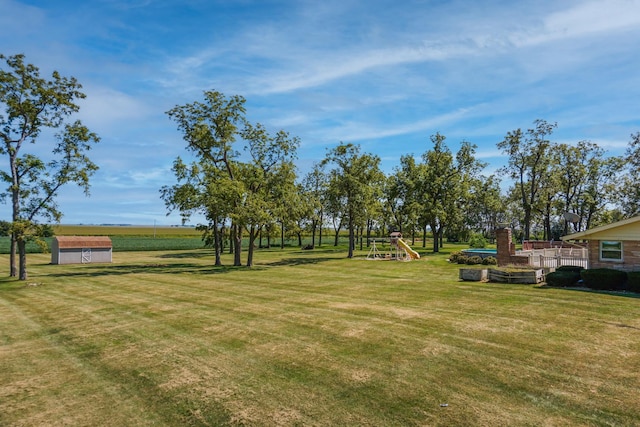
[10,233,17,277]
[348,214,355,258]
[233,224,242,266]
[431,223,440,252]
[246,225,256,267]
[311,220,317,248]
[318,213,323,247]
[280,221,285,249]
[18,238,27,280]
[523,205,532,241]
[213,219,222,266]
[422,225,427,248]
[10,153,19,277]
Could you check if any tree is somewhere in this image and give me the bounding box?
[386,155,422,240]
[238,124,299,266]
[301,163,328,248]
[160,159,238,266]
[164,90,298,267]
[324,174,346,247]
[617,132,640,217]
[555,140,621,234]
[322,143,383,258]
[0,54,99,280]
[462,174,506,240]
[165,90,246,266]
[497,119,556,241]
[419,133,484,252]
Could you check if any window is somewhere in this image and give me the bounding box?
[600,241,622,261]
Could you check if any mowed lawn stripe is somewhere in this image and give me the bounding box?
[0,292,177,426]
[1,249,639,425]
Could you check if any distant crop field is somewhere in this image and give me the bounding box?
[0,225,207,254]
[0,236,207,254]
[53,224,202,237]
[1,225,350,254]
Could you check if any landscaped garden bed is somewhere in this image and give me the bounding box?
[488,268,544,284]
[459,268,488,281]
[459,267,544,284]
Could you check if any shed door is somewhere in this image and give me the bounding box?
[81,248,92,263]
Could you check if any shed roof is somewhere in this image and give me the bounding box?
[54,236,112,249]
[561,215,640,241]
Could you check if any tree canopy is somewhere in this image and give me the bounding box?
[0,54,99,279]
[163,90,298,267]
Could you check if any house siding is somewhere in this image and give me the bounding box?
[588,240,640,271]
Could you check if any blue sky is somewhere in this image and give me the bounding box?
[1,0,639,225]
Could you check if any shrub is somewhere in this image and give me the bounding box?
[626,271,640,293]
[466,255,483,265]
[546,270,581,287]
[449,251,462,263]
[556,265,585,273]
[456,255,469,264]
[482,256,497,265]
[468,233,487,249]
[580,268,627,291]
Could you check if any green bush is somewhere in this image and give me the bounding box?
[557,265,585,273]
[456,255,469,264]
[449,251,462,263]
[466,255,483,265]
[468,233,487,249]
[580,268,627,291]
[626,271,640,293]
[546,270,581,287]
[482,256,497,265]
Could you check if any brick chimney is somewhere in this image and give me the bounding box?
[496,227,514,266]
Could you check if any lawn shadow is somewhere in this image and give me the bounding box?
[42,261,241,279]
[264,254,345,267]
[256,247,347,267]
[13,248,348,281]
[538,284,640,299]
[157,251,213,259]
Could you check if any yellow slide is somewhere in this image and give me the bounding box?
[397,238,420,260]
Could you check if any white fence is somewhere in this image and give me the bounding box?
[517,247,588,269]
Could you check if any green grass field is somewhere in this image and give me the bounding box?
[1,245,639,426]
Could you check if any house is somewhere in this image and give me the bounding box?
[561,215,640,271]
[51,236,112,265]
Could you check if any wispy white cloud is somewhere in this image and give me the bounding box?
[323,106,477,143]
[513,0,640,46]
[77,85,155,131]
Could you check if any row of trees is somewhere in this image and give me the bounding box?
[162,92,640,267]
[2,53,640,276]
[160,91,299,267]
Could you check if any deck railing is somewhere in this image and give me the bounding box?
[517,247,589,269]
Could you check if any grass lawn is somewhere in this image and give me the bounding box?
[0,246,639,426]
